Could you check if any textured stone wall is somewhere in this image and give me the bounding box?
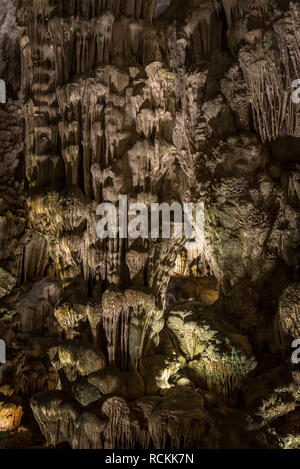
[0,0,300,449]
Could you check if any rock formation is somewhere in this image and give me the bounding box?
[0,0,300,449]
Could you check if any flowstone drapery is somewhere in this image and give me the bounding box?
[0,0,300,449]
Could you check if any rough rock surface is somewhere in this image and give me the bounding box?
[0,0,299,449]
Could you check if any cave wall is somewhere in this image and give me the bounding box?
[0,0,300,449]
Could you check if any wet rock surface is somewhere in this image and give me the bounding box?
[0,0,299,449]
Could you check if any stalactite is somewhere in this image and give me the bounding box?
[102,291,124,366]
[148,389,220,449]
[221,0,248,27]
[102,396,148,449]
[31,392,80,448]
[49,13,115,86]
[8,0,300,452]
[22,232,49,283]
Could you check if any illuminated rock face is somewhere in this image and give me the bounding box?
[0,0,300,449]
